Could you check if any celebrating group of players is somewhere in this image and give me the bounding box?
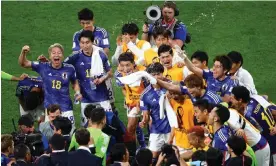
[2,1,276,166]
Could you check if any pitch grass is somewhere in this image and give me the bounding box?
[1,1,276,134]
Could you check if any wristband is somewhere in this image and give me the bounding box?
[75,91,81,95]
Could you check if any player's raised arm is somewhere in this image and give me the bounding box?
[156,78,181,93]
[180,51,203,77]
[18,45,32,68]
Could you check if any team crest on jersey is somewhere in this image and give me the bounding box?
[62,72,68,80]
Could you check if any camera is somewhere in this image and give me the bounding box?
[11,131,45,157]
[144,5,162,26]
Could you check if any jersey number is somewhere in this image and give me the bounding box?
[261,108,275,129]
[85,69,91,78]
[52,80,62,89]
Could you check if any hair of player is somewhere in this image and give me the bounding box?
[146,62,164,74]
[48,43,64,56]
[213,55,232,73]
[18,115,34,127]
[184,74,205,89]
[227,51,243,66]
[192,150,207,161]
[206,147,223,166]
[78,8,94,20]
[158,44,173,57]
[121,22,139,35]
[152,26,171,39]
[110,143,127,163]
[50,134,66,150]
[75,128,90,146]
[231,86,251,103]
[84,104,97,118]
[227,135,247,156]
[214,104,230,125]
[118,52,135,64]
[47,104,61,115]
[52,116,72,135]
[89,107,106,125]
[78,30,95,43]
[1,134,13,152]
[191,50,209,66]
[24,91,40,110]
[187,126,205,139]
[135,148,153,166]
[194,99,214,113]
[14,144,30,160]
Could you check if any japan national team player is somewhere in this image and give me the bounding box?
[231,86,275,165]
[181,51,237,103]
[139,63,171,159]
[72,8,116,112]
[65,30,113,127]
[18,43,82,131]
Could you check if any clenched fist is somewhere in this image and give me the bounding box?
[22,45,30,53]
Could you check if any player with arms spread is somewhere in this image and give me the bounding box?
[18,43,82,131]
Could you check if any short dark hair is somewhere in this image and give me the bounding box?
[84,104,97,118]
[146,62,164,74]
[52,116,72,135]
[192,150,206,161]
[194,99,214,113]
[118,52,135,64]
[158,44,173,57]
[1,134,13,152]
[214,104,230,124]
[25,92,40,110]
[227,51,243,66]
[18,115,34,128]
[110,143,127,163]
[50,134,65,150]
[14,144,29,159]
[152,26,171,39]
[213,55,232,73]
[89,107,106,125]
[184,74,205,89]
[232,86,250,103]
[191,51,209,66]
[121,23,139,35]
[75,128,90,146]
[78,30,94,43]
[78,8,94,20]
[227,135,246,156]
[206,147,223,166]
[47,104,61,115]
[135,148,153,166]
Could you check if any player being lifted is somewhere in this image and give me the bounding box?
[18,43,82,131]
[115,52,147,156]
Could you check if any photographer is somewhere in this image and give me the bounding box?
[142,1,188,49]
[12,115,49,158]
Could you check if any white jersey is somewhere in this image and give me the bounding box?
[227,109,261,147]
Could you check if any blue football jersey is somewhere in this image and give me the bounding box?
[1,153,10,166]
[212,125,233,152]
[140,85,171,134]
[72,27,110,51]
[64,50,111,103]
[31,62,77,112]
[203,70,237,97]
[201,89,222,104]
[245,97,276,153]
[16,76,43,98]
